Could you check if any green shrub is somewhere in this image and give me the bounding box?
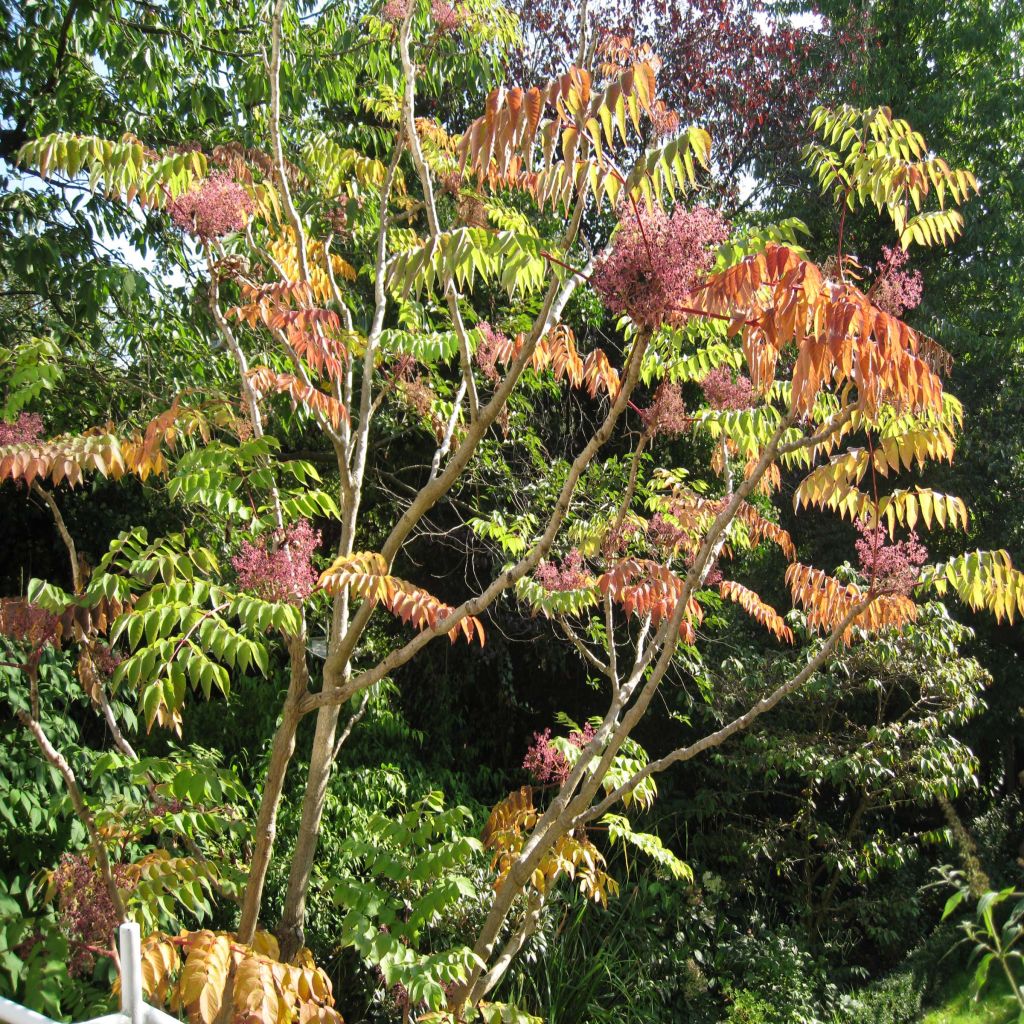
[844,969,923,1024]
[724,990,780,1024]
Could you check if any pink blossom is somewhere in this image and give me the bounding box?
[523,722,597,784]
[646,512,689,554]
[639,380,689,437]
[168,172,254,241]
[475,322,507,384]
[381,0,411,21]
[872,245,923,318]
[700,365,753,410]
[534,548,591,592]
[591,204,729,331]
[231,520,321,603]
[0,412,43,446]
[0,598,58,651]
[601,519,641,558]
[854,519,928,595]
[431,0,467,32]
[51,853,134,977]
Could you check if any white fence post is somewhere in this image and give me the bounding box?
[0,920,182,1024]
[118,922,143,1024]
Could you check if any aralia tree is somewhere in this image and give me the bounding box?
[1,0,1022,1019]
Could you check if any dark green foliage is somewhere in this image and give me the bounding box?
[844,969,922,1024]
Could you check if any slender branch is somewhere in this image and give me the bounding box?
[18,710,127,920]
[237,625,309,942]
[428,379,467,481]
[31,482,81,593]
[95,684,138,760]
[604,592,619,692]
[558,618,610,677]
[577,600,871,826]
[607,434,647,541]
[473,891,546,1001]
[397,9,480,421]
[268,0,309,284]
[331,690,370,762]
[204,248,284,529]
[311,329,652,710]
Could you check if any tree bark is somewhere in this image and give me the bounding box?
[275,699,340,959]
[236,626,309,943]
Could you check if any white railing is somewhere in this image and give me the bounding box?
[0,924,180,1024]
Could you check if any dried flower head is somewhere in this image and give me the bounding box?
[639,380,689,437]
[91,642,123,678]
[168,171,254,241]
[231,520,321,603]
[438,170,464,195]
[400,376,446,440]
[391,354,419,383]
[51,853,134,977]
[456,193,488,228]
[700,365,753,411]
[854,519,928,595]
[0,412,44,446]
[601,518,641,558]
[523,722,597,784]
[649,100,681,139]
[0,598,58,652]
[872,245,923,318]
[534,548,591,592]
[646,512,689,554]
[475,322,508,384]
[591,204,729,331]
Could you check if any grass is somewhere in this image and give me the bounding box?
[922,962,1020,1024]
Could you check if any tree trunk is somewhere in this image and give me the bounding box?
[236,627,309,943]
[275,697,341,959]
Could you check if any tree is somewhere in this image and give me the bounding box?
[1,1,1022,1019]
[503,0,870,203]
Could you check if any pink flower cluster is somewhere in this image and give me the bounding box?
[854,519,928,595]
[381,0,410,21]
[0,412,43,446]
[601,518,641,558]
[534,548,590,592]
[51,853,134,977]
[591,204,729,331]
[872,245,923,318]
[646,512,688,554]
[523,722,597,785]
[475,322,507,384]
[231,520,321,603]
[431,0,468,32]
[700,365,753,410]
[0,598,58,651]
[168,172,254,241]
[640,380,689,438]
